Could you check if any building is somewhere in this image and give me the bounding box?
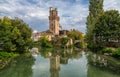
[32,7,69,42]
[31,30,52,41]
[49,7,60,35]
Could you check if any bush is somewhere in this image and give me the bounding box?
[102,48,113,53]
[113,48,120,58]
[0,51,19,59]
[75,42,84,48]
[39,37,53,48]
[87,44,103,52]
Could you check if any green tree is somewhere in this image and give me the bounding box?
[94,10,120,47]
[86,0,104,45]
[67,30,84,42]
[0,16,32,53]
[67,30,84,48]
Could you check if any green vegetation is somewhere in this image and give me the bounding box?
[113,48,120,58]
[39,36,53,48]
[86,0,104,45]
[0,16,32,69]
[35,30,85,49]
[102,48,113,53]
[60,37,69,46]
[86,0,120,60]
[0,16,32,53]
[94,10,120,47]
[67,30,85,48]
[102,48,120,58]
[0,54,35,77]
[67,30,84,42]
[0,52,19,60]
[0,51,19,69]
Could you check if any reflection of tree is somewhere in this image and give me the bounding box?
[0,55,35,77]
[40,48,54,58]
[87,64,120,77]
[60,48,82,62]
[87,52,120,77]
[40,48,83,64]
[40,48,83,77]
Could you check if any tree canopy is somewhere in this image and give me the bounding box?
[0,16,32,53]
[86,0,104,44]
[67,29,84,42]
[94,10,120,47]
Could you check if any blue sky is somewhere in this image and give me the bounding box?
[0,0,120,33]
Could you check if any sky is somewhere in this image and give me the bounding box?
[0,0,120,34]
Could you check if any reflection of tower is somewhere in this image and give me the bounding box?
[49,7,60,35]
[50,55,60,77]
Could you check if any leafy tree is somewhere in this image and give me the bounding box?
[86,0,104,45]
[67,30,85,48]
[67,29,84,42]
[0,16,32,53]
[94,10,120,47]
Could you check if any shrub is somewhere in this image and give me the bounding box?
[0,51,19,59]
[102,48,113,53]
[87,44,103,52]
[113,48,120,58]
[75,42,84,48]
[39,37,53,48]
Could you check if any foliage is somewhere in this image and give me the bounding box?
[0,54,35,76]
[60,37,69,46]
[0,16,32,53]
[87,44,103,52]
[94,10,120,47]
[102,48,113,53]
[74,42,83,48]
[86,0,104,45]
[39,36,53,48]
[0,51,19,59]
[113,48,120,58]
[67,30,85,48]
[67,30,84,42]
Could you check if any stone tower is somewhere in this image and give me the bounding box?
[49,7,60,35]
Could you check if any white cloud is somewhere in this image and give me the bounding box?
[104,0,120,12]
[0,0,120,33]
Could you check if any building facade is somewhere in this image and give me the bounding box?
[49,7,60,35]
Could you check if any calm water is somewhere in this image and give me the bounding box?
[0,48,120,77]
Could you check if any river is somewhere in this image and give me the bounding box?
[0,48,120,77]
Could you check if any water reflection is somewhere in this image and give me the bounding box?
[0,48,120,77]
[50,55,60,77]
[38,48,85,77]
[0,54,35,77]
[87,52,120,77]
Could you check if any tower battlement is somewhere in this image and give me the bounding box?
[49,7,60,35]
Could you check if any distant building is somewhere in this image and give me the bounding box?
[31,30,52,41]
[49,7,60,35]
[32,7,76,42]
